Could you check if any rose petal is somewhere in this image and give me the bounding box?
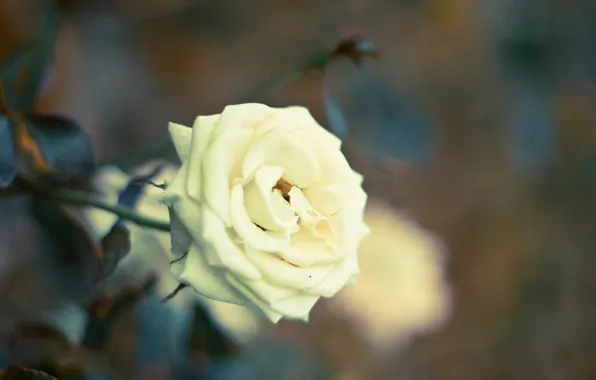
[242,129,321,188]
[163,164,262,280]
[243,165,298,231]
[288,187,334,248]
[255,106,341,151]
[303,257,354,297]
[236,277,296,305]
[225,273,283,323]
[200,104,277,225]
[171,243,246,305]
[245,246,333,289]
[278,228,340,268]
[186,114,220,202]
[229,183,292,252]
[303,185,346,216]
[201,206,262,280]
[168,122,193,163]
[269,293,320,321]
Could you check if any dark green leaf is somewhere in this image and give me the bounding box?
[12,114,95,186]
[0,7,57,112]
[30,196,101,300]
[0,116,16,188]
[83,275,157,349]
[1,366,57,380]
[188,303,239,359]
[5,324,71,373]
[100,223,131,277]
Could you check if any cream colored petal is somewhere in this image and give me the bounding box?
[168,122,193,163]
[269,293,320,320]
[278,228,340,268]
[186,114,220,202]
[304,258,353,297]
[199,104,277,223]
[237,278,296,305]
[229,183,291,252]
[171,243,246,305]
[303,185,346,217]
[245,246,333,290]
[226,273,283,323]
[243,165,297,232]
[288,187,334,247]
[202,127,253,226]
[160,163,188,207]
[256,106,341,151]
[242,129,321,188]
[201,206,262,280]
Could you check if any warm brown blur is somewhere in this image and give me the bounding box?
[2,0,596,379]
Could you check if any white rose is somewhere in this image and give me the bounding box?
[162,103,369,322]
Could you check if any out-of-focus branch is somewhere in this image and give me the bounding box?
[102,33,377,169]
[0,187,170,231]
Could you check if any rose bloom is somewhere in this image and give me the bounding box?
[163,103,369,322]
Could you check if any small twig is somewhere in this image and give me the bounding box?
[162,283,187,302]
[101,36,367,169]
[46,188,170,231]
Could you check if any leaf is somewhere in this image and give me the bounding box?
[11,114,95,186]
[188,303,239,359]
[0,366,57,380]
[0,116,16,188]
[0,7,57,112]
[100,223,131,277]
[30,196,101,301]
[83,275,157,349]
[5,324,71,371]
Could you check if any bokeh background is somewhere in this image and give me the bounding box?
[2,0,596,379]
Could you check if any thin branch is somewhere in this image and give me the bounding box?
[46,188,171,231]
[101,47,338,169]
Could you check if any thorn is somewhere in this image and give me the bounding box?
[162,283,187,303]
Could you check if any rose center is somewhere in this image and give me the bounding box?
[273,178,292,202]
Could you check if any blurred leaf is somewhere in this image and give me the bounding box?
[0,7,57,112]
[188,303,239,360]
[100,223,131,278]
[5,324,71,372]
[83,275,157,349]
[0,116,16,188]
[31,196,101,300]
[11,114,95,187]
[0,366,57,380]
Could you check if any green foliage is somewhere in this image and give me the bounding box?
[0,116,16,188]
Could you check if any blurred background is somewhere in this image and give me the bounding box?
[1,0,596,379]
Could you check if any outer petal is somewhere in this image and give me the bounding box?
[201,104,277,225]
[162,164,263,280]
[304,258,353,297]
[201,206,263,280]
[245,246,333,290]
[226,273,283,323]
[171,243,246,305]
[168,122,193,163]
[269,293,320,321]
[186,115,220,202]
